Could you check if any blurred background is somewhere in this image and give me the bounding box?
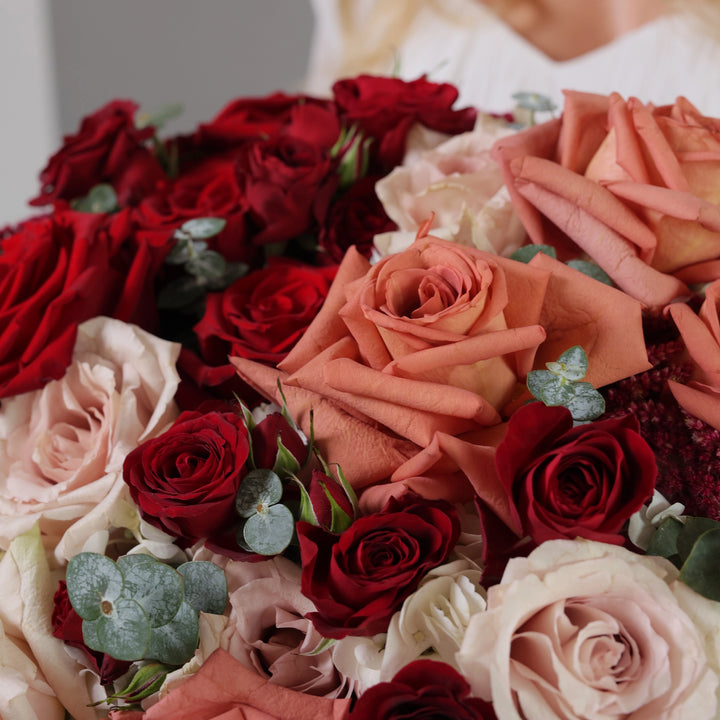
[0,0,315,224]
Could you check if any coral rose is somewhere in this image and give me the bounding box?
[493,91,720,308]
[456,539,719,720]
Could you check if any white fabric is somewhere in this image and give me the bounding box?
[305,0,720,117]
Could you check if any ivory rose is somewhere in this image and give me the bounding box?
[374,115,524,257]
[666,280,720,430]
[492,91,720,309]
[456,539,719,720]
[233,230,650,491]
[0,316,180,562]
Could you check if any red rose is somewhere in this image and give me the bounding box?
[298,496,460,638]
[251,410,308,471]
[0,210,148,398]
[31,100,165,207]
[122,410,250,542]
[495,403,657,546]
[349,660,496,720]
[318,176,395,263]
[194,258,337,366]
[52,581,131,684]
[332,75,476,168]
[240,135,338,245]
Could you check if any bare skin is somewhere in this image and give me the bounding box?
[480,0,672,61]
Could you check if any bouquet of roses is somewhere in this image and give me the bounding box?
[2,73,720,720]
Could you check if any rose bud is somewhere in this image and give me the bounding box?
[250,410,308,476]
[300,467,358,533]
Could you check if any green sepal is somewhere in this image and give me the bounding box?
[679,527,720,602]
[243,503,295,556]
[177,561,228,616]
[71,183,118,214]
[66,552,124,621]
[301,636,337,656]
[145,600,200,666]
[293,476,320,526]
[96,662,172,705]
[323,483,354,534]
[510,244,557,264]
[272,436,302,478]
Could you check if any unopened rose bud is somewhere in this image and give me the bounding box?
[251,412,308,476]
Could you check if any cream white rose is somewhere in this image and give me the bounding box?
[0,316,180,563]
[374,115,524,257]
[457,539,719,720]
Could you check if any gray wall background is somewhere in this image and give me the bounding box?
[51,1,316,135]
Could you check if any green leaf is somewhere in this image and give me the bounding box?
[526,369,555,400]
[235,469,283,518]
[145,601,199,665]
[512,91,557,113]
[136,103,184,130]
[103,662,171,704]
[177,561,228,615]
[186,250,227,280]
[567,259,613,286]
[510,244,557,264]
[538,377,576,406]
[117,553,158,570]
[157,275,206,310]
[204,261,248,291]
[243,504,295,556]
[95,597,151,661]
[553,345,588,380]
[180,217,227,240]
[565,382,606,422]
[66,553,124,621]
[679,528,720,602]
[677,517,720,562]
[71,183,118,214]
[301,636,337,656]
[647,516,684,564]
[120,560,184,628]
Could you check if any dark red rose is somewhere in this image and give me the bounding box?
[318,176,395,263]
[0,209,150,398]
[308,468,355,531]
[122,410,250,542]
[251,411,308,471]
[52,581,131,684]
[349,660,496,720]
[332,75,477,168]
[31,100,165,207]
[240,135,338,245]
[298,495,460,638]
[495,403,657,546]
[194,257,337,366]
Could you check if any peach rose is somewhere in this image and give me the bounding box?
[456,539,719,720]
[374,116,524,258]
[0,316,180,562]
[233,230,650,493]
[493,91,720,309]
[666,281,720,430]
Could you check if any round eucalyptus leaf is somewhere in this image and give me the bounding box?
[181,217,227,240]
[117,553,158,571]
[81,618,102,653]
[679,528,720,602]
[186,250,227,280]
[554,346,588,380]
[526,369,555,400]
[120,561,184,628]
[165,237,193,265]
[567,259,613,286]
[66,553,124,621]
[509,244,557,264]
[72,183,118,214]
[235,469,283,518]
[677,517,720,561]
[177,561,228,615]
[96,597,151,661]
[565,382,605,421]
[145,601,200,665]
[539,378,576,407]
[243,503,295,556]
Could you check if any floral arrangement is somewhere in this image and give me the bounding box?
[3,74,720,720]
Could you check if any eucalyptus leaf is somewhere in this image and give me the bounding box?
[526,369,555,400]
[157,275,206,309]
[555,346,589,379]
[510,244,557,264]
[180,217,227,240]
[66,553,124,621]
[186,250,227,280]
[243,503,295,556]
[145,601,200,665]
[81,617,102,653]
[679,528,720,602]
[136,102,184,130]
[538,378,576,406]
[165,237,193,265]
[117,554,158,570]
[96,597,151,661]
[676,517,720,562]
[235,469,283,518]
[512,91,557,113]
[647,516,684,565]
[204,260,248,291]
[120,560,184,628]
[565,382,606,421]
[567,259,613,286]
[72,183,118,214]
[177,561,228,615]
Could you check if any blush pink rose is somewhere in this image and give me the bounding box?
[456,539,719,720]
[667,281,720,430]
[0,316,180,561]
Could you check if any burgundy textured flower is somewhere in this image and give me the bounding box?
[495,402,657,546]
[195,258,337,366]
[349,660,496,720]
[52,581,131,684]
[122,410,250,542]
[332,75,476,168]
[298,495,460,638]
[31,99,165,207]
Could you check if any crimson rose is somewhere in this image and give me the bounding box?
[349,660,496,720]
[31,100,165,207]
[251,410,308,471]
[122,410,250,542]
[332,75,477,168]
[194,258,337,366]
[298,496,460,638]
[495,403,657,546]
